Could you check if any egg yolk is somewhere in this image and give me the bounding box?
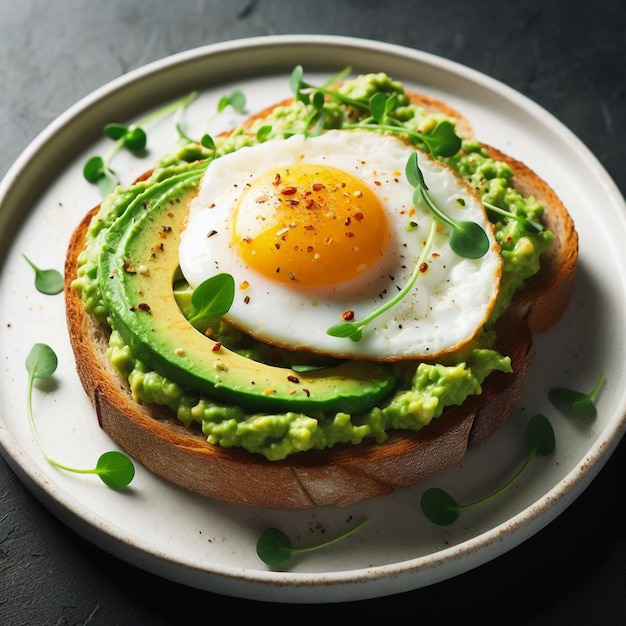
[232,164,389,287]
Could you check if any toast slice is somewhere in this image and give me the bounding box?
[64,89,577,508]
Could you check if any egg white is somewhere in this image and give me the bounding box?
[178,129,502,361]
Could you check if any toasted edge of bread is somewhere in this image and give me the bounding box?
[63,90,578,509]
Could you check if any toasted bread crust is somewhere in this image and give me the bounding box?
[63,91,577,509]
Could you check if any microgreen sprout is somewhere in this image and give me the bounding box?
[483,200,544,233]
[217,89,247,114]
[351,92,462,157]
[176,89,247,150]
[420,414,555,525]
[26,343,135,489]
[549,372,606,418]
[186,273,235,326]
[23,254,64,295]
[406,152,489,259]
[84,91,199,196]
[327,219,436,342]
[289,66,462,157]
[256,518,370,568]
[290,65,360,108]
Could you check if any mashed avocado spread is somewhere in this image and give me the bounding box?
[72,71,554,461]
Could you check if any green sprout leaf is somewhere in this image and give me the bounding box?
[103,122,129,141]
[95,451,136,489]
[83,155,107,182]
[201,133,215,150]
[84,91,199,196]
[176,89,248,150]
[218,89,246,114]
[406,152,489,259]
[23,254,64,295]
[186,273,235,326]
[256,125,273,143]
[103,122,149,150]
[327,219,437,341]
[83,156,118,195]
[346,116,462,158]
[369,91,389,123]
[285,66,463,156]
[289,64,364,109]
[421,414,555,525]
[483,200,544,233]
[26,342,58,381]
[420,487,461,526]
[25,343,135,489]
[549,372,606,418]
[418,120,462,158]
[289,65,306,101]
[123,126,148,152]
[256,518,370,568]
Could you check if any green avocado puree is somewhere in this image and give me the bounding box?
[73,72,554,461]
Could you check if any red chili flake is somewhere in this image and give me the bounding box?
[304,224,315,231]
[506,236,513,243]
[273,173,282,186]
[374,181,381,186]
[243,237,252,244]
[353,212,364,221]
[341,310,355,321]
[305,199,315,209]
[312,183,325,191]
[419,262,429,273]
[307,245,314,252]
[244,295,250,304]
[281,186,298,195]
[137,302,151,313]
[168,212,175,218]
[123,260,136,274]
[212,342,222,352]
[287,375,300,384]
[150,243,165,258]
[287,199,299,206]
[345,231,354,238]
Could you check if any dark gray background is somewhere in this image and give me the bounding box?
[1,1,625,624]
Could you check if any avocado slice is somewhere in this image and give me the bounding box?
[98,163,396,414]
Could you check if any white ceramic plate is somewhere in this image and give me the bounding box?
[1,35,625,603]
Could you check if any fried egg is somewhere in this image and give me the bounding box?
[178,129,501,361]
